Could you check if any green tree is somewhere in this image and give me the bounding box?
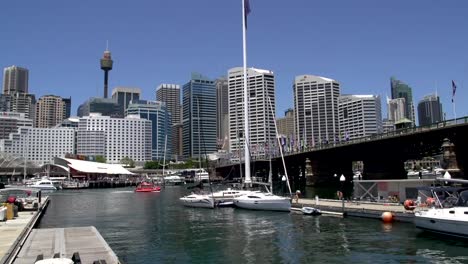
[95,156,106,163]
[120,157,135,168]
[144,161,160,169]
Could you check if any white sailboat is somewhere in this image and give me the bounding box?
[233,0,292,212]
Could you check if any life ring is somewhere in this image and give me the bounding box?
[404,199,416,210]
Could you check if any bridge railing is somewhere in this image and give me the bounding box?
[217,116,468,167]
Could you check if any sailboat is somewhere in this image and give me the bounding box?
[233,0,292,212]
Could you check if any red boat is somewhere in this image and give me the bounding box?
[135,181,161,192]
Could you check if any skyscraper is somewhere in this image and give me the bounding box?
[216,77,229,150]
[388,98,406,122]
[294,75,340,148]
[339,95,382,140]
[228,67,277,158]
[35,95,67,128]
[418,94,443,126]
[77,97,121,118]
[182,73,217,159]
[3,66,29,94]
[0,93,36,120]
[62,97,71,119]
[126,100,172,161]
[156,84,181,159]
[277,109,295,137]
[111,87,141,116]
[390,77,415,124]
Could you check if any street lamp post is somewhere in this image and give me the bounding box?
[340,174,346,213]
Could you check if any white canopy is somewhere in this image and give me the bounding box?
[64,158,134,175]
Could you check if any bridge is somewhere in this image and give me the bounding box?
[215,116,468,187]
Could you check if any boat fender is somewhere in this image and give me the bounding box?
[426,197,435,206]
[403,199,416,210]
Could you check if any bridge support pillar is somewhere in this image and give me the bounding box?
[442,138,461,177]
[305,158,317,186]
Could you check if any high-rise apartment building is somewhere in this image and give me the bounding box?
[62,97,71,119]
[76,113,152,163]
[182,73,217,159]
[3,66,29,94]
[339,95,382,140]
[390,77,415,124]
[0,112,33,140]
[156,84,181,159]
[228,67,277,158]
[126,100,172,161]
[216,77,229,150]
[35,95,68,128]
[388,98,406,122]
[111,87,141,117]
[293,75,340,147]
[417,94,443,126]
[0,126,75,164]
[0,93,36,120]
[277,108,295,137]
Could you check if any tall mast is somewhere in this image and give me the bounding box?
[242,0,251,186]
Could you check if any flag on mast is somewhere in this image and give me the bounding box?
[244,0,251,28]
[452,80,457,103]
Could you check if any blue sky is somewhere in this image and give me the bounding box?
[1,0,467,120]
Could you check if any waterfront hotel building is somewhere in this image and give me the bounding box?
[293,75,340,148]
[77,113,152,163]
[126,100,172,161]
[228,67,277,158]
[338,95,382,140]
[0,126,75,164]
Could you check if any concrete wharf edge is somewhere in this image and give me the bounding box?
[293,198,416,223]
[0,197,49,264]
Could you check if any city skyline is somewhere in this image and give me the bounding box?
[1,0,467,119]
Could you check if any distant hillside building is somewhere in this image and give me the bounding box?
[3,66,29,95]
[417,94,443,126]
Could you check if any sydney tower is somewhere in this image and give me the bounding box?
[100,48,113,98]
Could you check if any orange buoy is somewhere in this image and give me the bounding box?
[381,211,394,223]
[403,199,416,211]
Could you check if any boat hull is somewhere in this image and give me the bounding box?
[414,208,468,238]
[135,188,161,193]
[180,196,214,209]
[234,196,291,212]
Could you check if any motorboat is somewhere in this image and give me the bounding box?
[179,193,215,208]
[301,207,322,216]
[135,181,161,192]
[164,175,185,186]
[30,179,57,191]
[233,192,291,212]
[414,179,468,238]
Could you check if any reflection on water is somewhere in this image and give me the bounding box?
[39,188,468,264]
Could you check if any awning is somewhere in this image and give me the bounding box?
[63,158,134,175]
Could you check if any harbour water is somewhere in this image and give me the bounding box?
[39,187,468,264]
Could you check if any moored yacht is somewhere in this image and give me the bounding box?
[31,179,57,191]
[414,178,468,238]
[234,192,291,212]
[180,193,215,209]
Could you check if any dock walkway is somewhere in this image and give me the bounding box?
[0,197,49,264]
[13,226,120,264]
[294,198,418,222]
